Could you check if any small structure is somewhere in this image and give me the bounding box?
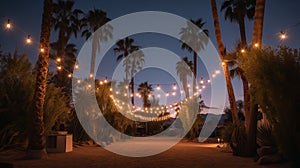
[46,131,73,153]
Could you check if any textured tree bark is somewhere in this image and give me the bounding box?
[252,0,266,46]
[245,0,266,156]
[28,0,53,159]
[210,0,239,124]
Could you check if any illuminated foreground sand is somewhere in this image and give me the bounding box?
[0,139,289,168]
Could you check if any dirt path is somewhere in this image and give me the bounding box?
[0,142,289,168]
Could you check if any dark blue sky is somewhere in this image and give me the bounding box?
[1,0,300,109]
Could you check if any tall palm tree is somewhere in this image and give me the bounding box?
[114,37,140,105]
[137,82,153,109]
[252,0,265,47]
[244,0,266,156]
[176,57,193,98]
[137,82,153,135]
[180,18,209,91]
[221,0,256,47]
[28,0,53,159]
[81,9,112,75]
[52,0,82,86]
[211,0,239,124]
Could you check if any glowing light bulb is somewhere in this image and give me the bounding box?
[172,84,177,90]
[40,48,45,53]
[75,64,79,69]
[187,84,190,88]
[57,66,62,70]
[280,33,287,40]
[156,84,160,90]
[26,35,32,44]
[254,43,259,48]
[221,62,226,66]
[200,78,204,84]
[56,58,61,62]
[157,94,161,98]
[89,74,93,78]
[99,81,103,85]
[241,49,246,53]
[207,79,211,83]
[77,80,81,84]
[166,93,169,97]
[215,70,221,74]
[5,19,11,29]
[104,77,108,83]
[172,92,176,96]
[68,74,72,78]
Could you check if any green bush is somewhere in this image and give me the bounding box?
[239,46,300,166]
[0,51,71,149]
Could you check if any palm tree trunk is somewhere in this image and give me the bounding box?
[238,16,247,47]
[210,0,239,124]
[252,0,266,46]
[244,0,266,156]
[241,72,250,121]
[193,51,197,93]
[131,78,134,105]
[28,0,53,159]
[183,78,189,98]
[90,35,98,75]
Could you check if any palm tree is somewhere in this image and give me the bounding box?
[176,57,193,98]
[180,18,209,91]
[81,9,112,75]
[52,0,82,86]
[244,0,266,156]
[137,82,153,135]
[252,0,265,47]
[137,82,153,109]
[114,37,140,105]
[221,0,256,47]
[28,0,53,159]
[210,0,239,124]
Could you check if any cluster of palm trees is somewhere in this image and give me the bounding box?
[31,0,266,159]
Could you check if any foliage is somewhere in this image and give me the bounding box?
[239,46,300,165]
[0,51,71,149]
[257,123,276,147]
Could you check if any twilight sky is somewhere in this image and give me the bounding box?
[1,0,299,111]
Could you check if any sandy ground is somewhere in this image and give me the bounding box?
[0,141,290,168]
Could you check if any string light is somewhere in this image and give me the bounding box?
[68,74,72,78]
[104,77,108,83]
[254,43,259,48]
[172,83,177,90]
[240,49,246,53]
[57,66,62,70]
[75,64,79,69]
[26,35,31,44]
[89,74,93,78]
[200,77,204,84]
[207,79,211,83]
[56,57,61,62]
[215,69,221,74]
[40,48,45,53]
[280,31,287,40]
[5,19,11,29]
[156,84,161,90]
